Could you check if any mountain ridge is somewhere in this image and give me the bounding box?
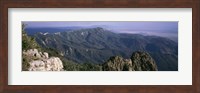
[29,27,178,71]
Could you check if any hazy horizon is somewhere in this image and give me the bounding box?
[23,21,178,41]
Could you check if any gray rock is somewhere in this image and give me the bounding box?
[23,48,41,58]
[102,51,158,71]
[102,56,133,71]
[23,49,64,71]
[131,51,158,71]
[28,57,63,71]
[43,52,49,58]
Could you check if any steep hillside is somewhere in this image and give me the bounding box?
[23,25,103,71]
[30,27,178,71]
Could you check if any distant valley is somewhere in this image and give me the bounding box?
[25,27,178,71]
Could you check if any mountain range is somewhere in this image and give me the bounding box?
[26,27,178,71]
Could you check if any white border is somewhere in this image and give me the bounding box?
[8,8,192,85]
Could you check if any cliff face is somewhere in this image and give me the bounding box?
[102,51,158,71]
[23,49,64,71]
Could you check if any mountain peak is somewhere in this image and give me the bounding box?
[95,27,104,30]
[62,27,115,37]
[68,27,106,33]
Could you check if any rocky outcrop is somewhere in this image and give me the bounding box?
[23,49,64,71]
[102,51,157,71]
[23,49,49,59]
[131,51,157,71]
[102,56,132,71]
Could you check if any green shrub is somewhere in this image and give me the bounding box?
[22,55,31,71]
